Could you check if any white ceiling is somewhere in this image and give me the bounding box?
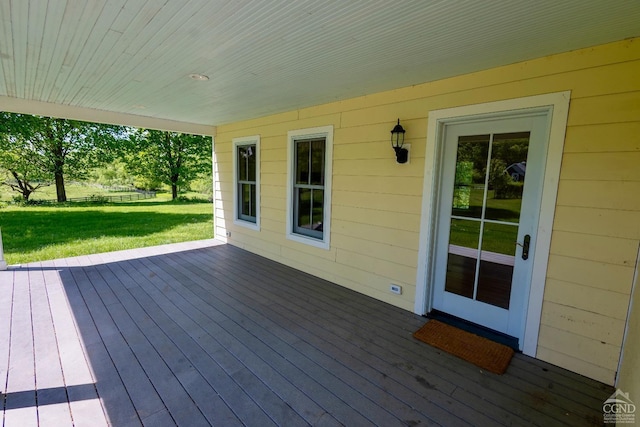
[1,0,639,128]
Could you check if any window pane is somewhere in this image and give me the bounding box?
[247,144,256,182]
[296,141,309,184]
[250,184,257,217]
[297,187,312,229]
[310,138,325,185]
[295,188,323,238]
[451,135,490,219]
[312,189,324,231]
[240,183,256,222]
[238,146,248,181]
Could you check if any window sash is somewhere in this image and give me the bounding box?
[237,144,256,223]
[293,138,325,239]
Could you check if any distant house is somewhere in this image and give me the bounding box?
[506,162,526,182]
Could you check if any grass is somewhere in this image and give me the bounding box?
[0,197,213,265]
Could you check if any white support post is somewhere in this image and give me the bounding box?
[0,228,7,270]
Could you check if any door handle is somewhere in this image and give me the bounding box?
[516,235,531,260]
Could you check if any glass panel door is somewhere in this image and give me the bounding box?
[431,113,549,340]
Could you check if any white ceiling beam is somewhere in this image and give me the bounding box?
[0,95,216,136]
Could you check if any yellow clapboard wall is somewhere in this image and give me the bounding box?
[214,38,640,384]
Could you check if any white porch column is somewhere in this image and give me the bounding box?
[0,228,7,270]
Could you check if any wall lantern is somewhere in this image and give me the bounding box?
[390,119,409,164]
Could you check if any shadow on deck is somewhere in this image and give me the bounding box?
[1,240,613,426]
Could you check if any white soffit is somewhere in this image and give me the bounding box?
[0,0,639,128]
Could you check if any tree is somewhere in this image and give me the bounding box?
[0,134,51,200]
[125,130,212,200]
[0,112,128,202]
[0,124,52,201]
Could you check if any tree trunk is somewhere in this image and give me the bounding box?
[55,170,66,202]
[8,171,33,201]
[50,126,68,203]
[171,183,178,200]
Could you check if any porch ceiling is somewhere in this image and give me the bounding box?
[1,0,639,130]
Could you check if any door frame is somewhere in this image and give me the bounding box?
[414,92,571,356]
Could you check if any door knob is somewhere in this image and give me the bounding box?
[516,234,531,260]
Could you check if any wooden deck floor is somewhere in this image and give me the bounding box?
[1,240,612,426]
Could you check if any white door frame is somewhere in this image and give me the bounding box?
[414,91,571,356]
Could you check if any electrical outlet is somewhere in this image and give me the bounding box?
[226,231,231,237]
[390,284,402,295]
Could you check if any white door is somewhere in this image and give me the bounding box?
[432,113,549,341]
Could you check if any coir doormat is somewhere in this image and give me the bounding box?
[413,320,514,374]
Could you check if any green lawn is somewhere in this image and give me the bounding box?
[0,198,213,265]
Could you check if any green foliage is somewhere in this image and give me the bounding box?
[0,112,130,202]
[90,159,134,187]
[0,128,52,200]
[132,175,163,191]
[123,129,212,199]
[189,171,213,200]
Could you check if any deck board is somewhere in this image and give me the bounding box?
[0,240,613,426]
[5,268,38,427]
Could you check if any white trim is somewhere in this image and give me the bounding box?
[448,245,515,267]
[232,135,261,231]
[0,228,7,270]
[415,91,571,357]
[211,134,219,242]
[1,95,216,136]
[615,242,640,386]
[286,125,333,250]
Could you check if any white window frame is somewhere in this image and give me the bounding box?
[232,135,260,231]
[286,125,333,250]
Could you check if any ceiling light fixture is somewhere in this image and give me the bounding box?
[189,73,209,81]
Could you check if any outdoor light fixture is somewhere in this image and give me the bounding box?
[390,119,408,164]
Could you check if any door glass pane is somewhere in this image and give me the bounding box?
[485,132,529,222]
[480,222,517,256]
[445,219,480,299]
[451,135,489,219]
[476,222,517,309]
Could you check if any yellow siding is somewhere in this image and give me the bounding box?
[214,37,640,384]
[617,246,640,405]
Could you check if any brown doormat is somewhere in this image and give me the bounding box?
[413,320,515,374]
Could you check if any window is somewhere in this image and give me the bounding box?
[287,126,333,249]
[233,135,260,230]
